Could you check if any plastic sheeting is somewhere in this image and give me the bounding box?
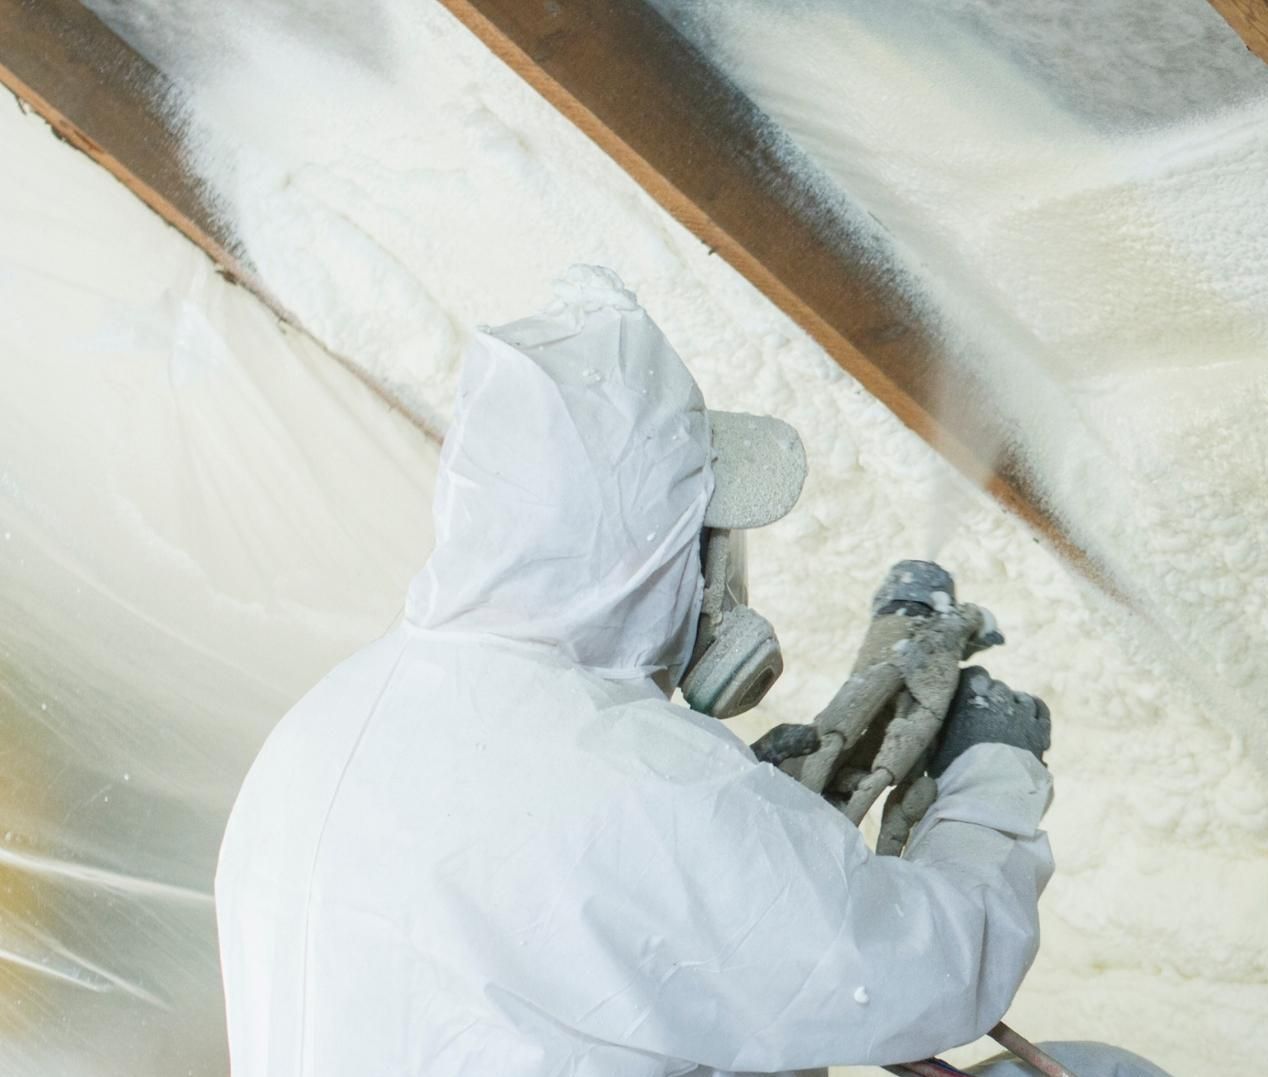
[0,105,436,1076]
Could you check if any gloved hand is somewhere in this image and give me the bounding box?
[751,723,820,767]
[929,666,1051,778]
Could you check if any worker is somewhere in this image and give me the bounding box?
[215,266,1059,1076]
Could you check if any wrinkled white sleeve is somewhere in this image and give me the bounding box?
[539,738,1053,1073]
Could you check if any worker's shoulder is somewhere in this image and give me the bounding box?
[287,628,414,706]
[576,685,760,786]
[420,637,760,781]
[299,631,758,793]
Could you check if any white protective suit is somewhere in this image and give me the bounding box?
[216,268,1055,1077]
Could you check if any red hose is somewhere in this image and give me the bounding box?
[989,1021,1081,1077]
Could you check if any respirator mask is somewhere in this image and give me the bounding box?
[680,412,807,719]
[681,527,783,718]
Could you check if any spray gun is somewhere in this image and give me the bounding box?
[784,560,1000,845]
[751,560,1078,1077]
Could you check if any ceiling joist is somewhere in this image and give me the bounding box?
[433,0,1087,568]
[1208,0,1268,65]
[0,0,256,296]
[2,0,1096,577]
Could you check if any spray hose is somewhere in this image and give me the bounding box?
[880,1025,1081,1076]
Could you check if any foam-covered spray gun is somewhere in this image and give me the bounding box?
[751,560,1077,1077]
[783,560,1000,846]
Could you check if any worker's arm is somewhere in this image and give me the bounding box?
[538,712,1053,1073]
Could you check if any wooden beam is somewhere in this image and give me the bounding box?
[0,0,446,441]
[1208,0,1268,64]
[437,0,1094,573]
[0,0,1095,577]
[0,0,261,297]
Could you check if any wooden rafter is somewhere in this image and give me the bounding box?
[2,0,1096,574]
[0,0,260,298]
[1208,0,1268,64]
[433,0,1088,568]
[0,0,446,440]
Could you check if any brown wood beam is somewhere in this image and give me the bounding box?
[436,0,1094,574]
[1208,0,1268,64]
[0,0,446,440]
[0,0,1095,578]
[0,0,261,297]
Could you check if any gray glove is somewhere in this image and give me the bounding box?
[751,723,820,767]
[929,666,1051,778]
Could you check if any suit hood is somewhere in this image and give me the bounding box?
[406,267,713,685]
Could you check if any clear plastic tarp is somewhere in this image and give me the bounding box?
[0,104,436,1075]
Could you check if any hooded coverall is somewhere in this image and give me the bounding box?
[216,273,1055,1076]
